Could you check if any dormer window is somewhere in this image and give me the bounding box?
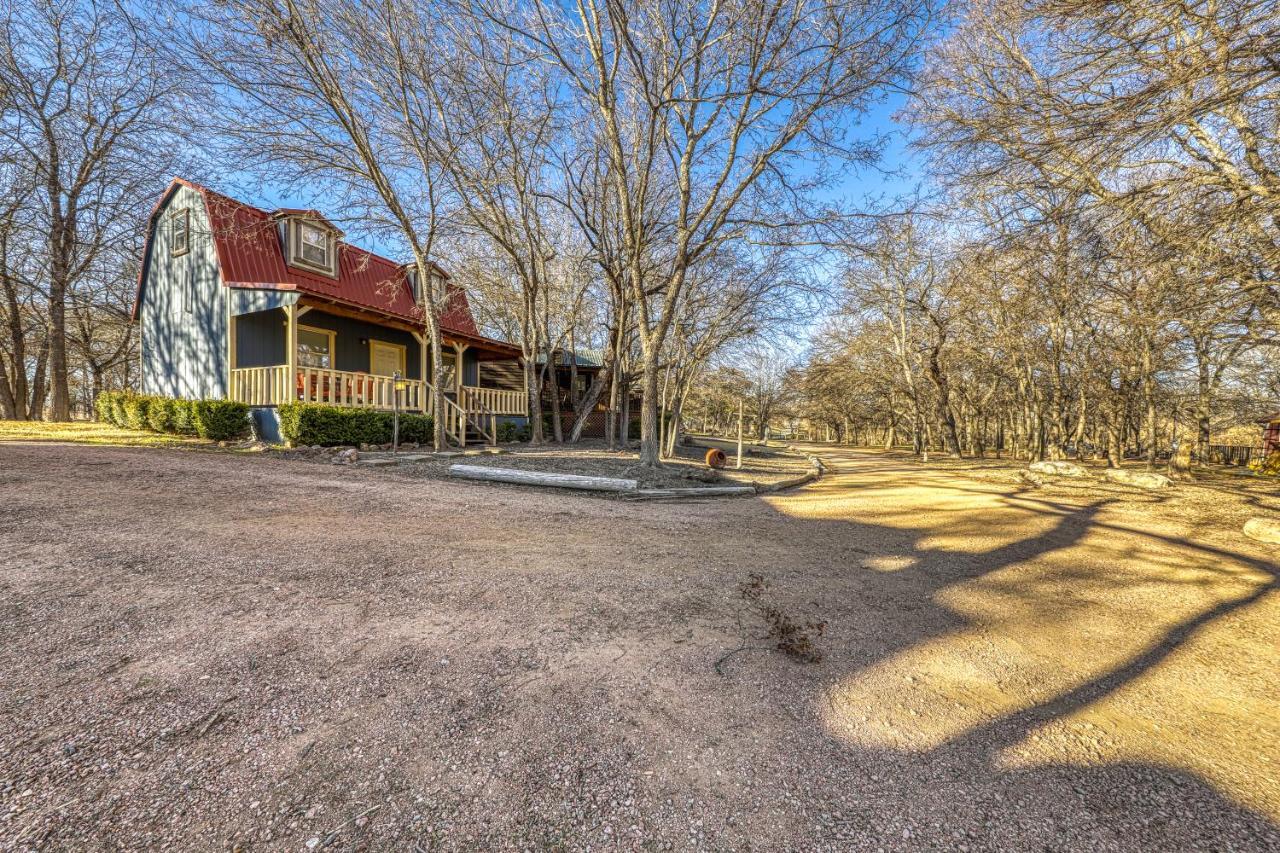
[299,221,330,268]
[277,211,341,277]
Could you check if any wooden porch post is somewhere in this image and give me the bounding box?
[452,342,468,396]
[284,302,298,406]
[411,330,427,413]
[226,295,236,401]
[452,342,469,439]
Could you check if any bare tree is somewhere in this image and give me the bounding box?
[0,0,182,419]
[184,0,464,448]
[507,0,935,465]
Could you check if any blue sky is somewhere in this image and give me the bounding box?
[202,88,920,254]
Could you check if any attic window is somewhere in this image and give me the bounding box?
[300,222,330,266]
[170,208,190,257]
[287,217,337,276]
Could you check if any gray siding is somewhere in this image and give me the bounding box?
[139,185,227,400]
[298,310,423,380]
[234,307,423,380]
[231,307,487,387]
[235,308,286,369]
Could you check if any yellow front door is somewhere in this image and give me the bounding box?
[370,340,406,377]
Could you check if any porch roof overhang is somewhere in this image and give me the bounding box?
[227,282,299,316]
[233,284,526,357]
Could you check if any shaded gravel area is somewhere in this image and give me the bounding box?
[1,442,1277,850]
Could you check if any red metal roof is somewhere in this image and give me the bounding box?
[137,178,480,337]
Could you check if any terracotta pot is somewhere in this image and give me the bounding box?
[705,448,727,469]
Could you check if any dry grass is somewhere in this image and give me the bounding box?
[0,419,207,448]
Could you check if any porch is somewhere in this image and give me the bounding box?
[225,298,527,444]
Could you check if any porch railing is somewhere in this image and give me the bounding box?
[460,385,525,416]
[228,365,525,445]
[230,366,290,407]
[296,366,427,412]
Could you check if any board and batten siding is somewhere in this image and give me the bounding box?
[138,184,228,400]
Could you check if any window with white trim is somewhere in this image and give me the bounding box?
[288,218,338,277]
[300,222,330,267]
[170,208,190,257]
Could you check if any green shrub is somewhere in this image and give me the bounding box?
[192,399,250,441]
[396,412,435,445]
[95,390,119,424]
[496,420,522,443]
[170,399,196,434]
[278,402,433,447]
[146,397,175,432]
[111,392,130,427]
[122,394,153,431]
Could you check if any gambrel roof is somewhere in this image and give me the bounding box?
[132,178,480,339]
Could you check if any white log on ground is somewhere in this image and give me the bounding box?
[1242,518,1280,545]
[1103,468,1171,489]
[1029,460,1086,477]
[449,464,638,492]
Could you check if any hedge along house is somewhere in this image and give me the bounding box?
[131,178,528,444]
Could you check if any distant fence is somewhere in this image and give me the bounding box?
[1205,444,1263,466]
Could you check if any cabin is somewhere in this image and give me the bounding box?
[131,178,537,444]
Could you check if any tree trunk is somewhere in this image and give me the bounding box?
[1105,412,1122,468]
[619,367,631,446]
[29,336,49,419]
[0,349,17,419]
[48,223,71,420]
[3,278,31,419]
[637,351,661,466]
[428,327,447,450]
[1195,356,1212,462]
[524,356,544,444]
[925,343,961,455]
[549,360,564,443]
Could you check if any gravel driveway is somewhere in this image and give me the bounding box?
[1,442,1277,850]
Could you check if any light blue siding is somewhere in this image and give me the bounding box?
[138,185,227,399]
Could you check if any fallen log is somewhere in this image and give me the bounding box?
[449,464,638,492]
[1103,468,1171,490]
[1243,517,1280,545]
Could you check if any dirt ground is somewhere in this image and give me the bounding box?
[1,442,1277,850]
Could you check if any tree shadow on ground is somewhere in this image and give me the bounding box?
[733,448,1280,848]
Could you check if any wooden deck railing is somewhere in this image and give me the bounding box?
[230,366,290,407]
[295,366,428,412]
[229,365,525,445]
[460,385,525,416]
